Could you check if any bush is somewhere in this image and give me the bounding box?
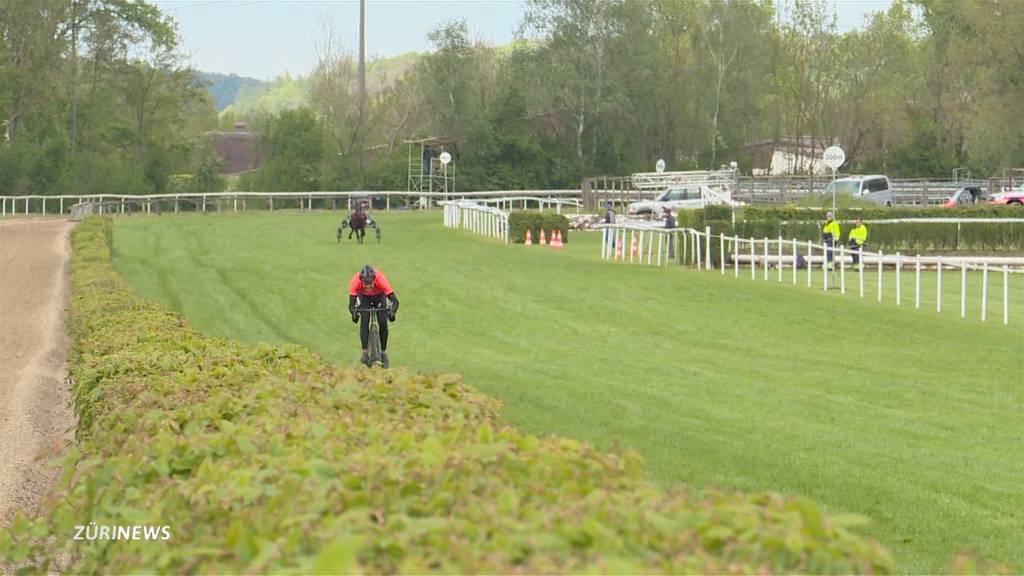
[508,211,569,244]
[678,208,704,232]
[0,217,895,574]
[742,205,1024,222]
[737,206,1024,252]
[703,204,733,221]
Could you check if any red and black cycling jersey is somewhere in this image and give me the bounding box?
[348,269,394,297]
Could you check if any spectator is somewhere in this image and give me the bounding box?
[821,211,841,270]
[848,217,868,266]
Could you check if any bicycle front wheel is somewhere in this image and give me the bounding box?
[368,323,381,366]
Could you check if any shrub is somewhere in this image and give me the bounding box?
[736,207,1024,252]
[509,211,569,244]
[703,204,733,221]
[0,218,893,574]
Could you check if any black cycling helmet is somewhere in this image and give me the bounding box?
[359,264,375,285]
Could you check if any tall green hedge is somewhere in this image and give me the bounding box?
[0,217,895,574]
[509,211,569,244]
[741,205,1024,222]
[731,206,1024,252]
[730,221,1024,252]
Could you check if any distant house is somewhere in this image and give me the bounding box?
[743,137,831,176]
[208,122,262,175]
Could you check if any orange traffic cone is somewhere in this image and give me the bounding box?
[551,229,563,248]
[539,228,547,246]
[629,232,638,258]
[524,228,532,245]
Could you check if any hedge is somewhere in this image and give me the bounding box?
[730,221,1024,252]
[509,211,569,244]
[741,205,1024,222]
[0,217,896,574]
[724,206,1024,252]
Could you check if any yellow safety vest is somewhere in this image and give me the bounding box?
[822,220,841,240]
[849,224,868,246]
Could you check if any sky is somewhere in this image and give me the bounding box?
[154,0,894,81]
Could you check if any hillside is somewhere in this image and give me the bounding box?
[194,71,269,111]
[215,52,422,117]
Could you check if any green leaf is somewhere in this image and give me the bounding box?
[235,436,257,454]
[310,536,361,574]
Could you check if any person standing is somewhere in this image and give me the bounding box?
[821,211,841,270]
[604,202,616,253]
[663,207,676,258]
[848,217,868,266]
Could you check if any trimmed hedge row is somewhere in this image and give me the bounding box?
[730,221,1024,252]
[679,206,1024,252]
[0,217,894,573]
[741,205,1024,222]
[509,211,569,244]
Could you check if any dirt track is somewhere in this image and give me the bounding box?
[0,219,74,528]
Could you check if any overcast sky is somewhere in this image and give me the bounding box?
[154,0,895,80]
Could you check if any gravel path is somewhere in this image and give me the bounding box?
[0,219,75,530]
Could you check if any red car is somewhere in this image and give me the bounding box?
[988,185,1024,205]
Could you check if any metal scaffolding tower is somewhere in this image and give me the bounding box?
[405,137,455,198]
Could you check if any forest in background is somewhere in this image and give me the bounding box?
[2,0,1022,195]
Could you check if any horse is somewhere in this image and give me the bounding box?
[337,202,381,244]
[348,209,368,243]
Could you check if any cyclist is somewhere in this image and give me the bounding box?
[347,264,399,367]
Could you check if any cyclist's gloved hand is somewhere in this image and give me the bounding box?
[350,311,359,324]
[388,311,396,322]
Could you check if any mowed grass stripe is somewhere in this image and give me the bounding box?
[111,211,1023,573]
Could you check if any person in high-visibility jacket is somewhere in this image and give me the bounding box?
[821,211,841,270]
[847,218,868,266]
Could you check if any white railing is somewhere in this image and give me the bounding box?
[0,189,583,218]
[472,196,583,214]
[599,224,1021,326]
[441,200,509,243]
[630,168,739,206]
[597,223,683,267]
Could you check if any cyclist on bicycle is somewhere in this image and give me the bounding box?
[347,264,399,367]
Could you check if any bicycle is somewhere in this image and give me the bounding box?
[353,304,393,367]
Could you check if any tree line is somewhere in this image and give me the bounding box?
[3,0,1022,196]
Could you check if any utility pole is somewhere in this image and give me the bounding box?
[358,0,366,170]
[69,0,80,155]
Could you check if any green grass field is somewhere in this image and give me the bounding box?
[111,211,1023,573]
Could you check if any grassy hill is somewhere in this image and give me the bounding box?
[110,211,1024,572]
[217,52,422,117]
[195,71,269,111]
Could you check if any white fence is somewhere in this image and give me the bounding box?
[598,224,682,267]
[600,224,1022,326]
[0,190,582,218]
[473,196,583,213]
[441,200,510,243]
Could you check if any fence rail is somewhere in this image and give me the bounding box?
[585,175,1023,208]
[0,190,582,218]
[598,224,1021,326]
[441,200,510,243]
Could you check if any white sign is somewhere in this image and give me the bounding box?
[439,152,452,165]
[655,159,666,173]
[823,146,845,171]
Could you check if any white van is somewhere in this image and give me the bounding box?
[823,175,893,207]
[627,186,705,215]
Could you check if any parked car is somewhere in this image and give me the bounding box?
[987,184,1024,205]
[627,186,705,215]
[822,175,893,207]
[940,184,984,208]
